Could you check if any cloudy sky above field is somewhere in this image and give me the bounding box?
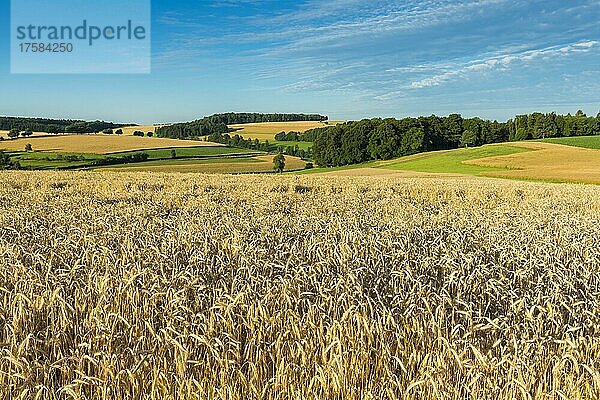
[0,0,598,123]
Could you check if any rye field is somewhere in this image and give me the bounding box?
[0,171,599,399]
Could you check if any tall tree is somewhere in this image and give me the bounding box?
[273,154,285,173]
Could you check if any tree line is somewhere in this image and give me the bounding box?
[510,111,599,141]
[313,111,600,167]
[0,116,128,134]
[155,119,229,140]
[205,113,328,125]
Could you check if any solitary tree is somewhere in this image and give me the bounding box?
[21,130,33,137]
[146,132,153,137]
[24,143,32,152]
[273,153,285,173]
[115,129,124,135]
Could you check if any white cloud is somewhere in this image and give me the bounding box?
[410,41,599,89]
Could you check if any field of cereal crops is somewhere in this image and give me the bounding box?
[0,171,599,399]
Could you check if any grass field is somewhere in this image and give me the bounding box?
[229,121,342,140]
[0,134,221,154]
[100,154,306,173]
[8,146,256,170]
[1,171,599,398]
[381,145,532,175]
[115,145,258,159]
[9,151,105,169]
[539,135,600,149]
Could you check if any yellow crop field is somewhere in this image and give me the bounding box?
[0,134,221,154]
[229,121,343,140]
[469,142,600,184]
[1,171,599,399]
[101,155,307,173]
[0,131,47,139]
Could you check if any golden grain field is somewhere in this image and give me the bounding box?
[0,171,599,399]
[228,121,343,140]
[468,142,600,184]
[0,134,222,154]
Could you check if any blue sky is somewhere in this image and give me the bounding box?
[1,0,598,124]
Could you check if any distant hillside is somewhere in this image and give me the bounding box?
[0,116,130,134]
[156,112,328,139]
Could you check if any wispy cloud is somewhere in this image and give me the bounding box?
[156,0,511,61]
[150,0,600,119]
[409,41,599,89]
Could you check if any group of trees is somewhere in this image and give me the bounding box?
[0,116,128,134]
[509,111,600,140]
[102,128,124,135]
[274,128,329,142]
[312,111,600,167]
[273,129,323,142]
[156,119,229,139]
[92,152,149,166]
[0,151,20,170]
[132,130,153,137]
[207,132,274,152]
[313,116,458,166]
[2,129,34,140]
